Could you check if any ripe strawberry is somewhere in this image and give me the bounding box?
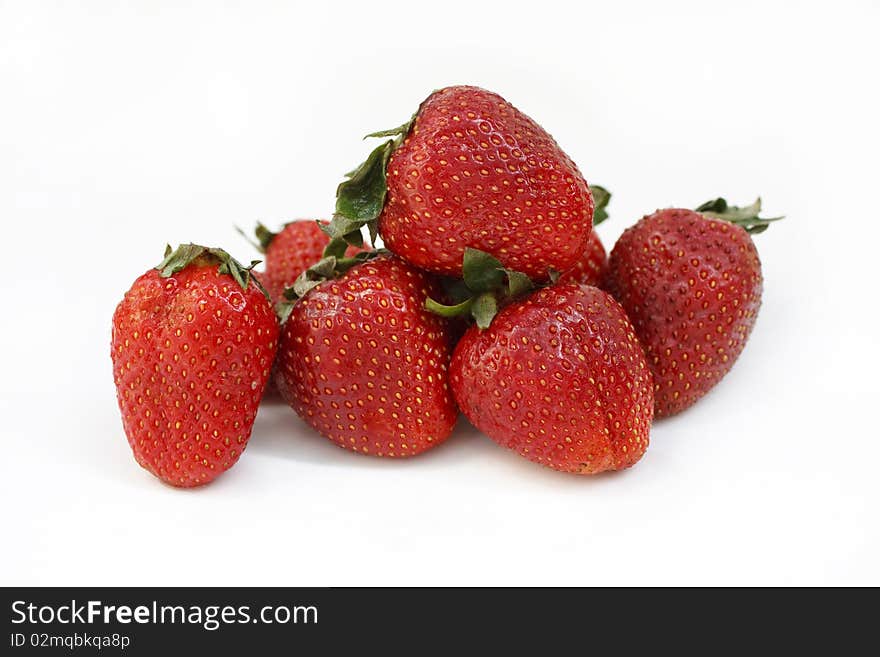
[450,283,654,474]
[603,198,781,417]
[327,85,594,282]
[245,220,369,301]
[276,254,457,457]
[111,244,279,487]
[558,185,610,286]
[558,230,607,287]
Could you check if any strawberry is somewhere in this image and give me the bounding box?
[558,185,611,287]
[450,283,654,474]
[276,254,457,457]
[557,230,607,287]
[423,186,611,328]
[603,198,781,417]
[111,244,279,487]
[324,85,595,282]
[243,220,369,301]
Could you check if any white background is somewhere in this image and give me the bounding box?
[2,1,878,586]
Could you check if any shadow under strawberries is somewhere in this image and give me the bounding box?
[245,406,645,486]
[245,407,488,469]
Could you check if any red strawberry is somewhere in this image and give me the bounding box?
[245,220,369,301]
[558,230,607,287]
[111,244,279,487]
[276,254,457,457]
[327,85,594,282]
[558,185,610,286]
[603,198,781,417]
[450,283,654,474]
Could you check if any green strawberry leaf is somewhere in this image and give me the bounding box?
[325,139,397,259]
[470,293,498,330]
[277,249,389,317]
[364,113,415,140]
[506,269,534,297]
[424,248,540,330]
[696,197,784,234]
[335,139,395,223]
[320,215,366,244]
[254,222,276,250]
[327,111,416,261]
[235,222,276,254]
[440,277,474,305]
[590,185,611,226]
[156,243,206,277]
[155,243,268,299]
[335,250,381,274]
[320,215,369,260]
[275,300,295,324]
[462,248,505,294]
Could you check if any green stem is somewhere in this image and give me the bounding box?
[425,297,474,318]
[423,248,539,330]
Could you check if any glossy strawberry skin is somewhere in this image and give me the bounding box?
[111,265,279,487]
[276,255,458,457]
[451,284,653,474]
[603,209,763,417]
[379,86,594,281]
[260,220,368,301]
[558,230,607,287]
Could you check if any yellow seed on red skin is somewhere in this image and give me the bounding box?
[275,255,457,458]
[111,262,279,488]
[604,208,763,417]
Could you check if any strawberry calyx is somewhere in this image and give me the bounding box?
[321,113,418,256]
[363,115,416,140]
[235,222,278,253]
[156,243,268,297]
[425,248,538,329]
[695,197,784,234]
[423,184,610,329]
[423,183,610,329]
[275,109,419,319]
[276,248,390,322]
[591,185,611,226]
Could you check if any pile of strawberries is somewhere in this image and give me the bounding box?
[111,86,780,487]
